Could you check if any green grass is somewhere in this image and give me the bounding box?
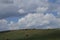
[0,29,60,40]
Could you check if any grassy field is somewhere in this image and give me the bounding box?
[0,29,60,40]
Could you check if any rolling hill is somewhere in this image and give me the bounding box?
[0,29,60,40]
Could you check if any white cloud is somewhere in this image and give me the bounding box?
[14,0,48,8]
[18,9,25,14]
[15,0,49,13]
[7,13,58,29]
[0,19,9,31]
[0,19,7,24]
[36,7,48,13]
[48,0,60,17]
[0,0,49,19]
[57,7,60,17]
[17,13,54,29]
[0,13,60,30]
[0,0,60,31]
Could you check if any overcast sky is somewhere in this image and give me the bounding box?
[0,0,60,31]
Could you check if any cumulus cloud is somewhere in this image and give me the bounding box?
[0,0,60,19]
[18,13,50,29]
[36,7,48,13]
[0,19,9,31]
[18,9,25,14]
[0,0,60,31]
[4,13,59,30]
[0,0,49,19]
[48,0,60,16]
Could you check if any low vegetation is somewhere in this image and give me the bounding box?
[0,29,60,40]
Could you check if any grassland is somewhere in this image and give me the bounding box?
[0,29,60,40]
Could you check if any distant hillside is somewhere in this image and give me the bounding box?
[0,29,60,40]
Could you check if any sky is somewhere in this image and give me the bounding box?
[0,0,60,31]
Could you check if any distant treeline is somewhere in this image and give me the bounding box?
[0,28,59,33]
[0,30,10,33]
